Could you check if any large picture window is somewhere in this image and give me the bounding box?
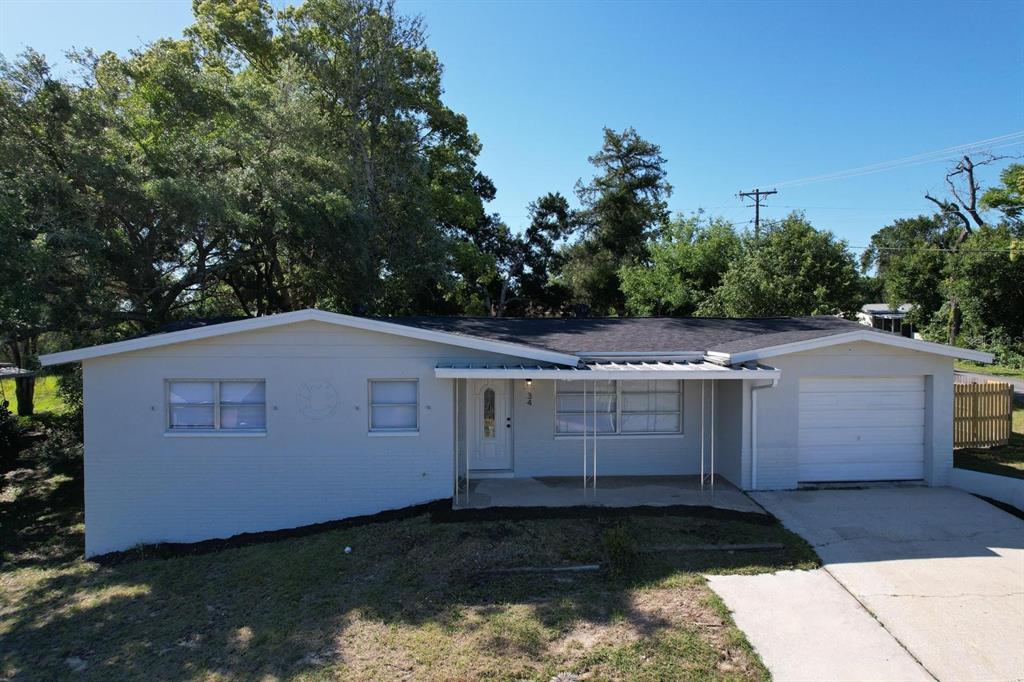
[555,380,617,434]
[369,379,419,433]
[167,380,266,432]
[555,380,681,435]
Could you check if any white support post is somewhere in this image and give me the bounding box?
[711,380,716,496]
[464,379,470,506]
[592,382,598,496]
[700,379,706,492]
[453,378,459,505]
[583,380,588,494]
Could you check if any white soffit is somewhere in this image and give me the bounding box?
[39,309,580,367]
[709,330,993,364]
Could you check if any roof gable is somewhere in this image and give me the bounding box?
[705,329,992,363]
[38,309,581,367]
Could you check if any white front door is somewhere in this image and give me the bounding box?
[472,379,512,471]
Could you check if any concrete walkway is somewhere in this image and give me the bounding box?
[739,488,1024,682]
[708,569,931,681]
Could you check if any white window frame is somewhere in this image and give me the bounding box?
[555,380,682,437]
[165,379,267,435]
[368,379,420,435]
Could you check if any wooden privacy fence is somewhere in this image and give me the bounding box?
[954,382,1015,449]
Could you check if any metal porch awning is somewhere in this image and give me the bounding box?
[436,359,780,380]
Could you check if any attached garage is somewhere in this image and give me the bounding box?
[797,376,926,483]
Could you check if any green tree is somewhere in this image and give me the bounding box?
[509,192,577,315]
[620,214,740,316]
[275,0,488,314]
[446,192,577,316]
[980,163,1024,225]
[0,52,105,413]
[701,214,862,317]
[860,214,957,327]
[561,127,672,314]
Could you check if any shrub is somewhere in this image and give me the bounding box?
[0,399,23,473]
[962,328,1024,371]
[34,416,84,476]
[57,366,84,437]
[601,524,639,578]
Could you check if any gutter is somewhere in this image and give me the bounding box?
[750,378,779,491]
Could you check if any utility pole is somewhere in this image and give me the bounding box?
[738,188,777,237]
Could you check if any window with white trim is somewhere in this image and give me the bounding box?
[369,379,419,432]
[555,380,681,435]
[167,380,266,431]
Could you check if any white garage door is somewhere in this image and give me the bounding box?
[798,377,925,482]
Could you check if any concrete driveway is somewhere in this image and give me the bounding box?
[710,487,1024,681]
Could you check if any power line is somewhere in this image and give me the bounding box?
[757,131,1024,190]
[848,245,1019,253]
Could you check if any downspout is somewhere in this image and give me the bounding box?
[750,379,779,491]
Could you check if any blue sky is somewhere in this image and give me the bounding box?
[2,0,1022,250]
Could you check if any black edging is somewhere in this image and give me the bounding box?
[91,500,777,565]
[91,500,451,565]
[974,494,1024,521]
[433,503,775,525]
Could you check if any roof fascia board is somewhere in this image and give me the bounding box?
[715,330,993,364]
[39,309,580,367]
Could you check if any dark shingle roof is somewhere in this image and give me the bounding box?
[383,315,874,356]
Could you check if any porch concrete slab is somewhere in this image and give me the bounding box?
[707,569,932,682]
[464,476,763,514]
[753,488,1024,682]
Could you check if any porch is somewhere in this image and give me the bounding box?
[441,360,780,507]
[457,475,764,514]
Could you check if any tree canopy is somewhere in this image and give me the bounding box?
[3,0,1021,411]
[700,214,862,318]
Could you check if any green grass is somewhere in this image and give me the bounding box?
[0,423,818,681]
[0,375,68,416]
[955,361,1024,381]
[954,404,1024,480]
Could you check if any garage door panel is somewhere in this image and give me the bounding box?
[798,408,925,428]
[799,425,925,447]
[797,460,925,483]
[798,444,924,465]
[799,377,925,393]
[799,391,925,412]
[797,376,925,483]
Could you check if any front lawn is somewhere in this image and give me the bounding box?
[955,404,1024,479]
[0,421,817,681]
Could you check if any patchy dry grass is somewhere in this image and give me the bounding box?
[1,425,817,681]
[955,404,1024,479]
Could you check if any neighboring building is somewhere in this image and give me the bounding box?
[857,303,916,338]
[40,310,991,557]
